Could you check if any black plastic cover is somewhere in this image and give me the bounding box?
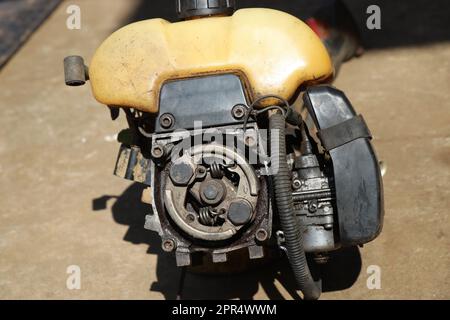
[303,85,384,246]
[156,74,248,132]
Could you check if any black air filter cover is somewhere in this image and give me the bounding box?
[303,85,384,246]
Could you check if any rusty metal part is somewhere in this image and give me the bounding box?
[164,144,259,241]
[114,144,152,185]
[144,124,272,267]
[147,165,272,267]
[162,239,176,252]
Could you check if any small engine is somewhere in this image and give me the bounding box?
[112,75,384,300]
[64,3,384,300]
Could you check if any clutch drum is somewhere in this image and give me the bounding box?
[164,144,260,242]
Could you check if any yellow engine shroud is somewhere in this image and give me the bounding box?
[89,8,333,113]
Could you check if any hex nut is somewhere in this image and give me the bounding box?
[200,179,226,206]
[170,161,194,186]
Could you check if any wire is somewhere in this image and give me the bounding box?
[238,94,291,131]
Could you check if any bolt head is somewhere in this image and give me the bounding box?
[200,180,226,205]
[228,199,253,226]
[159,113,175,129]
[170,161,194,186]
[203,184,220,200]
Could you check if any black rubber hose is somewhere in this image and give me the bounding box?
[269,112,321,300]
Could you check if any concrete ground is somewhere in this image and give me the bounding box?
[0,0,449,300]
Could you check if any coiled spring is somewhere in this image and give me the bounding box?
[209,162,224,179]
[199,207,218,226]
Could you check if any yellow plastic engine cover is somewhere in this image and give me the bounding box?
[89,8,333,113]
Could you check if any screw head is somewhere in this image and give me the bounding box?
[151,144,165,159]
[292,179,302,189]
[308,200,318,213]
[162,239,176,252]
[256,229,268,242]
[244,134,256,146]
[159,113,175,129]
[232,105,246,120]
